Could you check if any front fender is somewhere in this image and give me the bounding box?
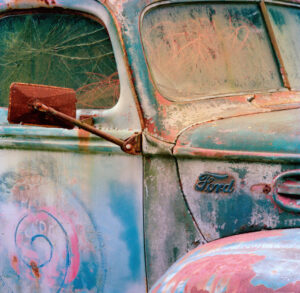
[150,229,300,292]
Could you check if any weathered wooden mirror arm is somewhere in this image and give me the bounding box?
[33,101,141,155]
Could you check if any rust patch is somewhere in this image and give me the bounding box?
[250,183,271,195]
[30,261,40,279]
[11,255,19,274]
[8,83,76,129]
[154,91,172,106]
[253,91,300,109]
[78,128,91,152]
[8,0,55,6]
[263,184,272,194]
[79,115,96,126]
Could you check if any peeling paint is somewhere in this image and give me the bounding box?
[151,229,300,292]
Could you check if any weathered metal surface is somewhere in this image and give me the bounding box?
[31,100,141,154]
[273,169,300,213]
[0,1,145,292]
[143,156,205,289]
[150,229,300,292]
[0,110,137,154]
[1,0,300,291]
[0,150,145,292]
[109,0,300,143]
[175,108,300,160]
[175,159,300,241]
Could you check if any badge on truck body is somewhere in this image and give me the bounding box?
[195,173,235,194]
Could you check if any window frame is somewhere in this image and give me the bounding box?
[139,0,299,103]
[0,8,121,110]
[0,0,142,132]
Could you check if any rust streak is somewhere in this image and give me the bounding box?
[11,256,19,274]
[78,128,91,152]
[30,261,40,279]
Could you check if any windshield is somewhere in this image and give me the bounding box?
[141,3,283,101]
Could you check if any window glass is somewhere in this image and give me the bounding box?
[268,5,300,90]
[141,3,282,100]
[0,12,119,109]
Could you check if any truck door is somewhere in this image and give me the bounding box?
[0,1,145,292]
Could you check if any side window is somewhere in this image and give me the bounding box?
[0,12,120,109]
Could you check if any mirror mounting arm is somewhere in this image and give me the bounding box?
[33,102,142,155]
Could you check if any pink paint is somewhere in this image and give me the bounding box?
[66,222,80,283]
[155,91,172,106]
[153,251,300,292]
[213,137,224,145]
[276,194,298,207]
[176,230,283,264]
[12,206,80,288]
[152,254,266,293]
[42,207,80,283]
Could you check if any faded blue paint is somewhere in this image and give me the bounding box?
[174,280,188,292]
[0,150,145,292]
[109,183,142,281]
[73,259,99,290]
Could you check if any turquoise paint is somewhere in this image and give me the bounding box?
[109,183,142,281]
[198,192,254,237]
[177,109,300,154]
[118,0,163,132]
[215,193,254,236]
[72,259,99,290]
[230,167,247,179]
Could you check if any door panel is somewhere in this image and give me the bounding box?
[0,150,145,292]
[0,1,144,292]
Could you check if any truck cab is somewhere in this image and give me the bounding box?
[0,0,299,292]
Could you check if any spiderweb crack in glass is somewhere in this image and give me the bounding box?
[0,12,120,109]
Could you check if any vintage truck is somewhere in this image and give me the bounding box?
[0,0,299,292]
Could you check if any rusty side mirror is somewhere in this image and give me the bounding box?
[8,82,76,129]
[7,82,141,155]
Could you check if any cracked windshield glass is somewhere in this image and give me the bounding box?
[142,3,283,100]
[0,12,119,109]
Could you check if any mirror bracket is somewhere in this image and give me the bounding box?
[8,83,142,155]
[33,101,141,155]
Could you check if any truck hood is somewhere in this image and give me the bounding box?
[174,108,300,159]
